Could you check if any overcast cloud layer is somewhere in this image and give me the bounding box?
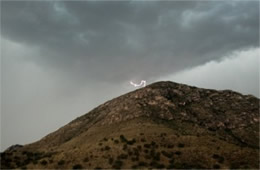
[1,1,259,151]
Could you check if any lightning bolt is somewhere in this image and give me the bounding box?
[130,80,146,87]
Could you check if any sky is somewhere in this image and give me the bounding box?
[1,0,259,151]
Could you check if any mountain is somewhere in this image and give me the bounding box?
[1,81,259,169]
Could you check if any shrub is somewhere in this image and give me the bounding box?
[83,157,89,162]
[104,146,111,150]
[114,140,119,144]
[144,155,151,159]
[213,164,220,169]
[72,164,83,169]
[127,150,133,156]
[140,138,146,142]
[151,141,156,146]
[112,160,123,169]
[175,151,181,155]
[144,144,151,148]
[99,143,102,146]
[108,157,114,164]
[138,161,147,166]
[178,143,185,148]
[58,160,65,165]
[161,150,174,158]
[140,133,144,136]
[131,156,139,162]
[212,154,224,163]
[153,152,160,161]
[40,160,48,165]
[117,154,128,159]
[95,167,102,169]
[103,137,108,141]
[156,163,165,169]
[131,165,138,169]
[167,144,174,148]
[123,144,127,150]
[120,135,128,143]
[127,139,136,145]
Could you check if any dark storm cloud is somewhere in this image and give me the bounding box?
[1,1,259,82]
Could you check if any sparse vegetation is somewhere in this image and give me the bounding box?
[58,160,65,165]
[104,146,111,150]
[108,157,114,164]
[40,160,48,165]
[178,143,185,148]
[112,160,123,169]
[72,164,83,169]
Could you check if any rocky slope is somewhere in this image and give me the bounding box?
[1,81,259,169]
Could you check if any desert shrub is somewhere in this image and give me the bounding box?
[137,145,142,150]
[108,157,114,164]
[117,154,128,159]
[213,164,220,169]
[127,139,136,145]
[15,160,22,167]
[104,146,111,150]
[112,160,123,169]
[156,163,165,169]
[131,156,139,162]
[178,143,185,148]
[131,165,138,169]
[140,138,146,142]
[40,160,48,165]
[153,152,160,161]
[140,133,144,136]
[58,160,65,165]
[120,135,128,143]
[14,156,20,160]
[138,161,147,166]
[144,149,149,154]
[161,151,174,158]
[175,151,181,155]
[72,164,83,169]
[21,166,27,169]
[123,144,127,150]
[167,163,175,169]
[49,159,53,164]
[212,154,224,163]
[99,143,102,146]
[103,137,108,141]
[160,133,167,137]
[151,141,156,146]
[169,159,174,164]
[167,144,174,148]
[127,150,133,156]
[94,167,102,169]
[114,140,119,144]
[22,151,27,155]
[144,144,151,148]
[150,149,155,156]
[144,155,151,159]
[83,157,89,162]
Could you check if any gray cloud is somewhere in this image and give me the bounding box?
[2,1,259,83]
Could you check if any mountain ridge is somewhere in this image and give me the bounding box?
[1,81,259,169]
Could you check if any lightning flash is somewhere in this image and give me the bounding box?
[130,80,146,87]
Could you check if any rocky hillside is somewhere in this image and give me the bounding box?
[1,81,259,169]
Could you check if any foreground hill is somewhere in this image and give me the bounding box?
[1,81,259,169]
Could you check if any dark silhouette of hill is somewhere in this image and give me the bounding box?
[1,81,259,169]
